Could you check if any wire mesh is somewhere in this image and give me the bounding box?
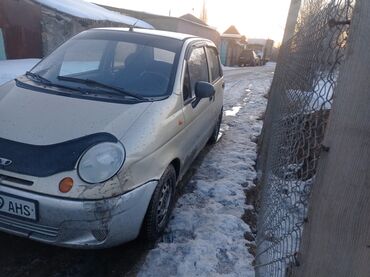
[255,0,355,276]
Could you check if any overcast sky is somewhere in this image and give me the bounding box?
[88,0,291,42]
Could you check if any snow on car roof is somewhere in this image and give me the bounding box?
[98,28,199,41]
[34,0,153,29]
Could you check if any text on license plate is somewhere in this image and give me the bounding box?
[0,192,38,221]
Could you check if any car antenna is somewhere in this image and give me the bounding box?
[129,20,139,32]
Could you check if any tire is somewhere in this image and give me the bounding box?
[208,109,223,144]
[142,165,176,241]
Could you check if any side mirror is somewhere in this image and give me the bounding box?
[195,81,215,99]
[192,81,215,108]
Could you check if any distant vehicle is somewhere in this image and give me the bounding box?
[0,28,224,248]
[256,54,262,66]
[238,49,260,67]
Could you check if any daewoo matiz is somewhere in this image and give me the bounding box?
[0,28,224,248]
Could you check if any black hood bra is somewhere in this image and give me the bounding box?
[0,133,117,177]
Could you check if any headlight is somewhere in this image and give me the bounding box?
[78,142,125,184]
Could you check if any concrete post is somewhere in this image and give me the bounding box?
[282,0,302,45]
[293,0,370,276]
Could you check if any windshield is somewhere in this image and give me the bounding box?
[29,30,183,100]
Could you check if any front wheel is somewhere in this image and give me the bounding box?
[142,165,176,241]
[208,109,223,144]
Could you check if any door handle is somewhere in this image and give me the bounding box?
[222,82,225,89]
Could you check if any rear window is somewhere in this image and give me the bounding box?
[113,41,137,68]
[154,48,175,63]
[60,40,107,75]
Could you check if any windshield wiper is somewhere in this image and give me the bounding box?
[25,71,52,85]
[57,76,148,101]
[24,71,91,94]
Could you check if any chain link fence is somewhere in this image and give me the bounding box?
[255,0,355,276]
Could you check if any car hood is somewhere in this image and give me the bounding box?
[0,81,152,145]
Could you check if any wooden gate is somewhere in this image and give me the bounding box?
[0,0,42,59]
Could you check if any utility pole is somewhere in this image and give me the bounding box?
[200,0,208,23]
[293,0,370,276]
[282,0,302,45]
[258,0,303,174]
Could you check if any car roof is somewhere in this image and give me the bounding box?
[95,27,198,41]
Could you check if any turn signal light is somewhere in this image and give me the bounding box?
[59,177,74,193]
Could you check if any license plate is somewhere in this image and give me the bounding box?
[0,192,38,221]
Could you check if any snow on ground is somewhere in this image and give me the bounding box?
[34,0,153,29]
[139,64,275,277]
[0,59,40,86]
[287,77,335,112]
[222,65,246,72]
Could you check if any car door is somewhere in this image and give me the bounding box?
[180,43,214,166]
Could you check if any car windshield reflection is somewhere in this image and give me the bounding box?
[27,30,183,100]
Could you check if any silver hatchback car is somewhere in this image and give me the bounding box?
[0,28,224,248]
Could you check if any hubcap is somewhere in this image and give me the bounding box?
[156,179,172,228]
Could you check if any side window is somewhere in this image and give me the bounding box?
[187,47,209,95]
[206,47,222,82]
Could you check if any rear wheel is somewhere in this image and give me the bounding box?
[208,109,223,144]
[142,165,176,241]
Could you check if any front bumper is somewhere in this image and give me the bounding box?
[0,181,157,249]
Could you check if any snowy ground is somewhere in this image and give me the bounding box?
[0,59,40,85]
[138,64,275,277]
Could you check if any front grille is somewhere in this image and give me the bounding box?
[0,174,33,186]
[0,214,59,238]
